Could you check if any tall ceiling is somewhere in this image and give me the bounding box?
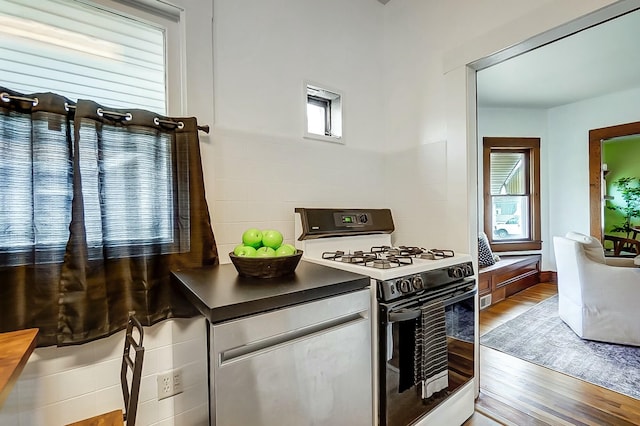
[477,8,640,109]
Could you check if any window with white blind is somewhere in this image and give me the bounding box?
[0,0,180,114]
[0,0,184,263]
[483,137,541,252]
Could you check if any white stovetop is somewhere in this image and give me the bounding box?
[301,254,473,281]
[295,233,472,281]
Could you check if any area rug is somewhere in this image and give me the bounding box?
[480,295,640,400]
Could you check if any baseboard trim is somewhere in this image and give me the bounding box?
[539,270,557,283]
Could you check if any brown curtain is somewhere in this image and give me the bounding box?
[0,87,218,346]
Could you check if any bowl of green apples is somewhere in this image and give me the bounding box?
[230,228,303,278]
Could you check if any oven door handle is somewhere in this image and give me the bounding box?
[440,287,476,307]
[388,309,421,322]
[387,287,477,323]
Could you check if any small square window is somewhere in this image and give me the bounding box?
[304,83,343,143]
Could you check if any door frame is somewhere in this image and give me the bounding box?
[589,120,640,240]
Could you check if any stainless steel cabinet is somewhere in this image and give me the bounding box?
[210,289,372,426]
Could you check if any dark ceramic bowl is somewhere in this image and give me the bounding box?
[229,250,303,279]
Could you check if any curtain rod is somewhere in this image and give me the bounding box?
[1,92,210,133]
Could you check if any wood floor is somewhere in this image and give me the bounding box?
[463,283,640,426]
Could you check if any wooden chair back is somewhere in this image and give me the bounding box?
[121,314,144,425]
[66,313,145,426]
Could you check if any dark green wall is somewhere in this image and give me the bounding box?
[603,136,640,236]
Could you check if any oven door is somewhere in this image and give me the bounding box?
[378,280,476,426]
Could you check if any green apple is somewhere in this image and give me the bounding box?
[261,229,283,249]
[275,244,296,256]
[234,245,257,257]
[282,243,297,254]
[255,246,276,257]
[242,228,263,248]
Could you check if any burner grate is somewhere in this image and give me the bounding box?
[322,251,345,261]
[371,255,413,269]
[322,250,377,265]
[420,249,455,260]
[322,247,455,268]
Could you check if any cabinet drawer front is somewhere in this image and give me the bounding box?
[212,289,370,352]
[213,318,372,426]
[211,289,373,426]
[494,261,539,288]
[478,275,491,293]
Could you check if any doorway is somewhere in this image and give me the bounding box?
[589,121,640,247]
[469,3,640,271]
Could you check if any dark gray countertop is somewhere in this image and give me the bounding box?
[171,260,370,323]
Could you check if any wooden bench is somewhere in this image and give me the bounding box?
[478,255,541,309]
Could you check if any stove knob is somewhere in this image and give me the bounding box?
[412,275,424,290]
[449,267,463,279]
[464,264,474,276]
[399,279,412,293]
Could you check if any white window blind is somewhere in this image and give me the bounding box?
[0,0,167,114]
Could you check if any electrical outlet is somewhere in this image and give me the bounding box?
[157,368,183,400]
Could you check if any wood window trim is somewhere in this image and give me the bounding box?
[483,137,542,252]
[588,120,640,241]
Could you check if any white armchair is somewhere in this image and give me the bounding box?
[553,231,640,346]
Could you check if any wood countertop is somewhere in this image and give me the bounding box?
[0,328,38,408]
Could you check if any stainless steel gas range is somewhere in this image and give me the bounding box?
[295,208,477,426]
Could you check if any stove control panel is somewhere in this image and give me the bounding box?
[295,207,394,240]
[377,261,475,302]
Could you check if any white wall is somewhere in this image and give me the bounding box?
[381,0,618,254]
[211,0,385,151]
[209,0,388,262]
[547,85,640,268]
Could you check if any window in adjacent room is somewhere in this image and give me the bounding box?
[304,82,343,143]
[483,137,541,251]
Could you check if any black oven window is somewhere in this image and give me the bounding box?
[379,286,475,426]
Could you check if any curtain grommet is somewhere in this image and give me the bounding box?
[154,117,184,130]
[97,107,133,121]
[0,92,38,106]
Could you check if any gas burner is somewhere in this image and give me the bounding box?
[322,250,377,265]
[342,253,377,264]
[371,246,392,254]
[420,249,455,260]
[397,246,427,256]
[371,245,426,256]
[371,255,413,269]
[322,251,345,260]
